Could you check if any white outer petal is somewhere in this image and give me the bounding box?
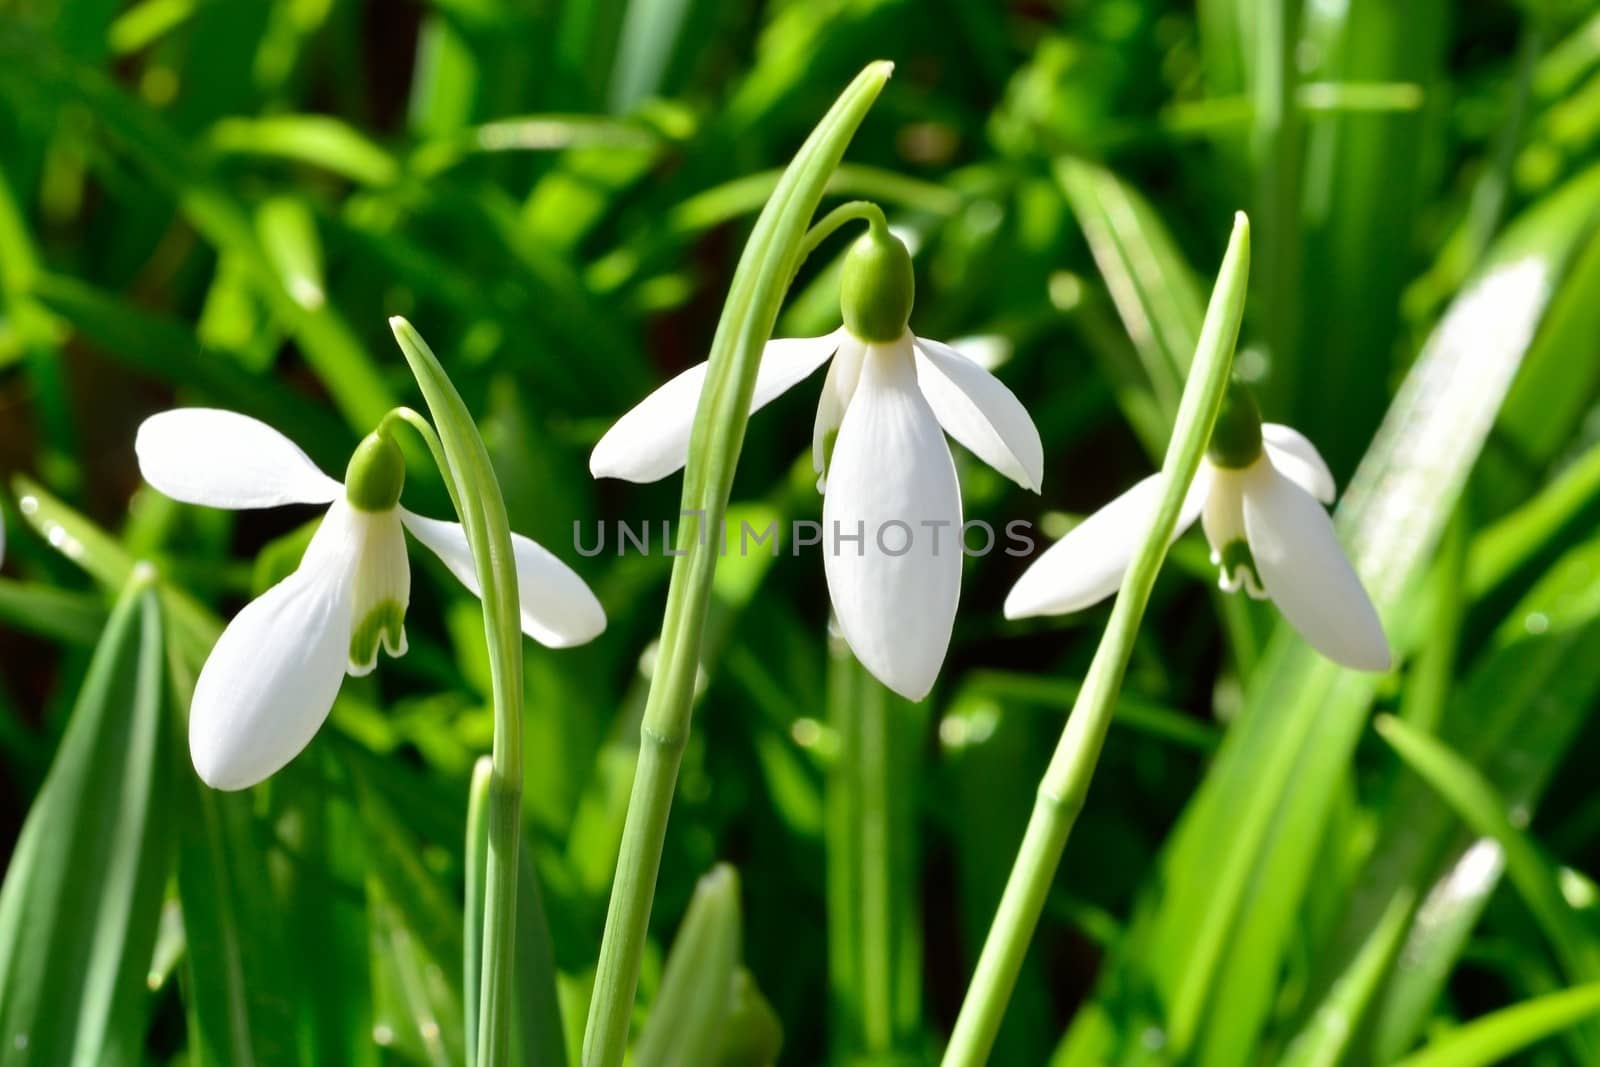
[913,337,1045,492]
[137,408,342,509]
[822,339,962,702]
[401,510,606,648]
[189,501,359,790]
[1004,469,1210,620]
[812,336,866,490]
[1241,463,1391,671]
[589,331,841,483]
[1262,423,1336,504]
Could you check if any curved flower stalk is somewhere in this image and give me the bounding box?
[592,216,1043,701]
[1005,378,1390,671]
[136,407,606,790]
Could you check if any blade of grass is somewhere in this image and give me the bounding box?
[1347,530,1600,1063]
[1375,715,1600,995]
[0,27,398,427]
[0,569,169,1067]
[1391,982,1600,1067]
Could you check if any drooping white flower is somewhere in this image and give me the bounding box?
[1005,384,1390,672]
[137,408,606,790]
[590,223,1043,701]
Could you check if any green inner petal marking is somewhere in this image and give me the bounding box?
[350,598,407,669]
[1219,538,1264,597]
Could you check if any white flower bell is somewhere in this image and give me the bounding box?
[1005,380,1390,671]
[137,408,606,790]
[590,222,1044,701]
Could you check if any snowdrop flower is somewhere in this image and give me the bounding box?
[1005,380,1390,671]
[137,408,606,790]
[591,220,1043,700]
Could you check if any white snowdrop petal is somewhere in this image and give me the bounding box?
[822,340,963,702]
[812,336,866,489]
[913,337,1044,492]
[188,501,360,791]
[347,508,411,675]
[1241,464,1391,671]
[590,332,841,483]
[1262,423,1336,504]
[401,510,606,648]
[137,408,342,509]
[1199,467,1246,561]
[1004,469,1210,620]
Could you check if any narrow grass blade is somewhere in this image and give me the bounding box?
[0,577,105,644]
[1375,714,1600,992]
[1391,982,1600,1067]
[1356,531,1600,1062]
[0,570,169,1067]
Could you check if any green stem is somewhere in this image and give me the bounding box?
[796,199,888,272]
[941,214,1251,1067]
[582,63,893,1067]
[464,757,492,1066]
[381,406,464,514]
[857,671,894,1051]
[388,320,525,1067]
[826,643,920,1057]
[1253,0,1303,417]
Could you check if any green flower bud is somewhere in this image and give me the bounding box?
[840,223,914,343]
[344,430,406,511]
[1207,377,1264,469]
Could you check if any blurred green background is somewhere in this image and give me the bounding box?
[3,0,1600,1064]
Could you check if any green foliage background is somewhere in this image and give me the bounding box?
[2,0,1600,1064]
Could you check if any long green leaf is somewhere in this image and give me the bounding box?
[0,25,397,428]
[0,569,170,1067]
[1358,530,1600,1060]
[1375,714,1600,995]
[1391,982,1600,1067]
